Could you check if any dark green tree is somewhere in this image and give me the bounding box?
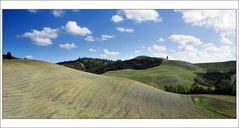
[6,52,12,59]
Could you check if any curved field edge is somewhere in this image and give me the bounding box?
[192,94,236,118]
[3,59,228,119]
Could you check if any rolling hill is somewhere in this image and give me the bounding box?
[2,59,229,119]
[104,59,206,91]
[196,61,236,73]
[104,59,236,95]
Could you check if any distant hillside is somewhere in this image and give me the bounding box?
[104,60,206,92]
[195,61,236,73]
[58,56,164,74]
[3,59,229,118]
[104,59,236,95]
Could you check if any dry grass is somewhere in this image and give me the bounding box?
[3,59,227,119]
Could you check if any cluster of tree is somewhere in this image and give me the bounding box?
[195,71,236,95]
[164,83,214,94]
[58,57,117,73]
[2,52,17,60]
[58,56,164,74]
[165,71,236,95]
[214,81,236,95]
[164,85,189,93]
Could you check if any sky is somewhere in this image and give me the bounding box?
[3,9,237,63]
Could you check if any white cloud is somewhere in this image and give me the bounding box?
[65,21,92,36]
[111,15,124,23]
[168,34,236,63]
[28,10,38,13]
[101,34,115,41]
[173,10,236,63]
[120,10,162,23]
[89,48,97,52]
[21,27,58,46]
[220,35,233,45]
[85,36,95,42]
[116,27,134,33]
[169,34,202,46]
[158,38,164,42]
[101,49,119,57]
[173,43,235,63]
[25,55,33,59]
[169,34,202,51]
[148,44,167,52]
[147,44,167,58]
[59,43,77,50]
[52,10,65,17]
[176,10,236,36]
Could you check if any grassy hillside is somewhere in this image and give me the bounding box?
[2,59,228,119]
[192,94,236,118]
[104,60,206,91]
[195,61,236,73]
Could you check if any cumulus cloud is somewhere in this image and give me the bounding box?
[220,35,233,45]
[158,38,164,42]
[111,15,124,23]
[101,34,115,41]
[101,49,119,57]
[25,55,33,59]
[169,34,202,51]
[89,48,97,52]
[148,44,167,52]
[173,10,236,63]
[85,36,95,42]
[52,10,65,17]
[147,44,167,58]
[59,43,77,50]
[21,27,58,46]
[176,10,236,36]
[168,34,236,63]
[65,21,92,36]
[169,34,202,46]
[116,27,134,33]
[120,10,162,23]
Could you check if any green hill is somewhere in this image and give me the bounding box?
[104,59,236,95]
[195,61,236,73]
[2,59,229,119]
[104,60,206,91]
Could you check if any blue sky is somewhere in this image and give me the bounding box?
[3,9,236,63]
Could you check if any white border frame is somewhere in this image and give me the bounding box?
[0,1,238,128]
